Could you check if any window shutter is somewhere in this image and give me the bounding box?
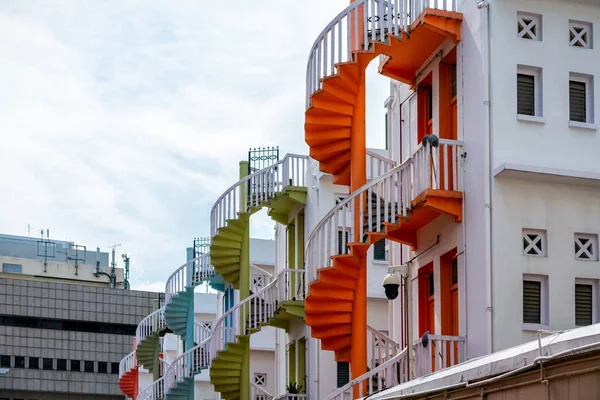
[517,74,535,116]
[569,80,587,122]
[373,239,386,261]
[338,231,349,255]
[523,280,541,324]
[575,284,593,326]
[337,362,350,387]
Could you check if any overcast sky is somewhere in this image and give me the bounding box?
[0,0,389,292]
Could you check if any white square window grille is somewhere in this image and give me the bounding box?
[517,12,542,41]
[254,373,267,386]
[253,274,265,289]
[575,233,599,261]
[569,20,593,49]
[202,321,212,331]
[523,229,547,257]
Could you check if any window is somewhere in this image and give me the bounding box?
[0,356,10,368]
[575,233,599,261]
[2,263,22,274]
[337,362,350,387]
[451,64,457,99]
[569,73,594,126]
[29,357,39,369]
[575,281,596,326]
[254,373,266,386]
[523,229,547,257]
[523,274,548,328]
[451,259,458,286]
[56,359,67,371]
[373,239,387,261]
[111,362,119,374]
[517,12,542,41]
[517,66,543,121]
[337,230,350,255]
[42,358,53,370]
[97,361,108,374]
[569,20,593,49]
[70,360,80,372]
[84,360,94,373]
[14,356,25,368]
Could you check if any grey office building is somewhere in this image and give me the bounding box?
[0,278,156,399]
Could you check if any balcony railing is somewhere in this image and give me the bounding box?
[413,139,463,197]
[276,395,309,400]
[119,351,136,378]
[251,382,274,400]
[413,333,466,378]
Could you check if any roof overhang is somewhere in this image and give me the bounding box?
[494,163,600,188]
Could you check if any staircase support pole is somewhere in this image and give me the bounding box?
[239,161,251,400]
[351,69,368,396]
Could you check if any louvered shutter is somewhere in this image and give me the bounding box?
[337,362,350,387]
[373,239,386,261]
[570,80,587,123]
[575,284,593,326]
[523,280,541,324]
[517,74,535,116]
[338,231,349,255]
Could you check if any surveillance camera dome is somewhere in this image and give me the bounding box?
[382,273,400,300]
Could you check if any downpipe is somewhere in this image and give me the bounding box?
[477,0,494,355]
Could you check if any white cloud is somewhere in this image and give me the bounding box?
[0,0,389,290]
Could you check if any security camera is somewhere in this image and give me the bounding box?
[382,273,400,300]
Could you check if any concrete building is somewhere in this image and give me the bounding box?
[0,277,155,400]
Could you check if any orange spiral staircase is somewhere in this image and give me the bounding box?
[303,0,463,386]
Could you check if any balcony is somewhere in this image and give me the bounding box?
[413,333,466,378]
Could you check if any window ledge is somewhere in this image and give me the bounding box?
[569,121,597,130]
[517,115,545,124]
[522,323,550,332]
[373,260,389,265]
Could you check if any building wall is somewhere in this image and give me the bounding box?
[250,349,276,397]
[490,0,600,173]
[492,178,600,351]
[0,278,155,397]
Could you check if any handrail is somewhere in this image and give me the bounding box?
[306,139,463,281]
[136,376,165,400]
[210,154,308,238]
[164,338,211,396]
[306,0,406,109]
[306,158,412,281]
[413,333,465,378]
[251,381,274,400]
[119,351,137,378]
[194,321,212,344]
[135,307,166,349]
[164,252,214,306]
[210,269,306,360]
[367,325,401,367]
[366,149,397,180]
[324,348,408,400]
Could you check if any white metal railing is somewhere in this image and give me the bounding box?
[306,0,458,108]
[251,382,274,400]
[306,159,412,281]
[194,321,212,344]
[136,376,165,400]
[165,252,215,306]
[366,149,397,180]
[413,334,465,378]
[135,307,166,349]
[210,269,306,361]
[367,325,401,368]
[119,351,136,378]
[163,339,211,397]
[306,0,403,108]
[277,395,309,400]
[325,348,409,400]
[251,264,274,293]
[211,154,308,238]
[412,139,463,198]
[306,140,462,281]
